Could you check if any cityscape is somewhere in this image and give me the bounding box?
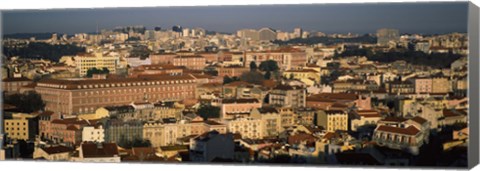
[0,2,470,168]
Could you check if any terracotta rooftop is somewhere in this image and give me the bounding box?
[222,98,260,104]
[376,125,420,136]
[36,74,196,90]
[140,64,182,70]
[81,142,119,158]
[273,84,303,91]
[51,118,90,126]
[284,69,318,73]
[174,55,204,59]
[2,77,32,82]
[380,117,408,123]
[42,146,74,155]
[224,81,251,87]
[308,93,358,101]
[159,145,189,151]
[257,107,279,114]
[204,120,224,126]
[410,116,428,125]
[325,110,346,115]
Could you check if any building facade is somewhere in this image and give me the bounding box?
[269,85,306,108]
[35,75,197,115]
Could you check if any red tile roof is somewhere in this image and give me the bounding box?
[2,77,32,82]
[381,117,408,123]
[376,125,420,136]
[81,142,119,158]
[410,116,428,124]
[42,146,74,155]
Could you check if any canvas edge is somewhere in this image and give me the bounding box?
[0,10,5,151]
[468,1,479,169]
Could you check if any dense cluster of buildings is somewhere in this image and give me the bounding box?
[0,26,469,166]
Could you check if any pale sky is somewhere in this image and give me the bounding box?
[2,2,468,35]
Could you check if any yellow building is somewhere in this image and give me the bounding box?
[227,117,263,139]
[4,113,37,140]
[250,107,282,137]
[278,107,296,128]
[316,110,348,132]
[283,69,321,86]
[77,107,111,120]
[431,76,450,93]
[74,51,119,76]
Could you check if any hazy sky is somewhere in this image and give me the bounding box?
[1,2,468,35]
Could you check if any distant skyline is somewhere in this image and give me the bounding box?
[1,2,468,35]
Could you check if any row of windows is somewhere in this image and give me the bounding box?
[8,133,27,136]
[5,122,27,126]
[76,86,194,95]
[39,80,195,90]
[5,127,27,131]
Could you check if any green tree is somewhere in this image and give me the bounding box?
[86,67,110,77]
[197,105,221,120]
[223,76,233,84]
[4,91,45,113]
[333,50,339,58]
[259,60,279,72]
[249,61,258,71]
[223,76,240,84]
[264,71,271,80]
[3,42,85,62]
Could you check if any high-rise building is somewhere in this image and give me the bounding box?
[237,29,259,41]
[182,28,190,37]
[376,28,400,46]
[258,27,277,41]
[294,27,303,38]
[144,30,156,40]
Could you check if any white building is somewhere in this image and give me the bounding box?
[373,116,430,155]
[82,126,105,143]
[71,142,121,163]
[33,145,73,161]
[125,57,151,68]
[350,110,382,131]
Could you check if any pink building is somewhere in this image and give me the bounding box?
[2,77,33,94]
[217,66,250,78]
[198,52,219,63]
[355,95,372,110]
[150,53,177,65]
[415,77,433,93]
[244,47,306,70]
[173,56,206,70]
[128,64,183,78]
[306,93,371,110]
[220,99,262,120]
[40,118,92,146]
